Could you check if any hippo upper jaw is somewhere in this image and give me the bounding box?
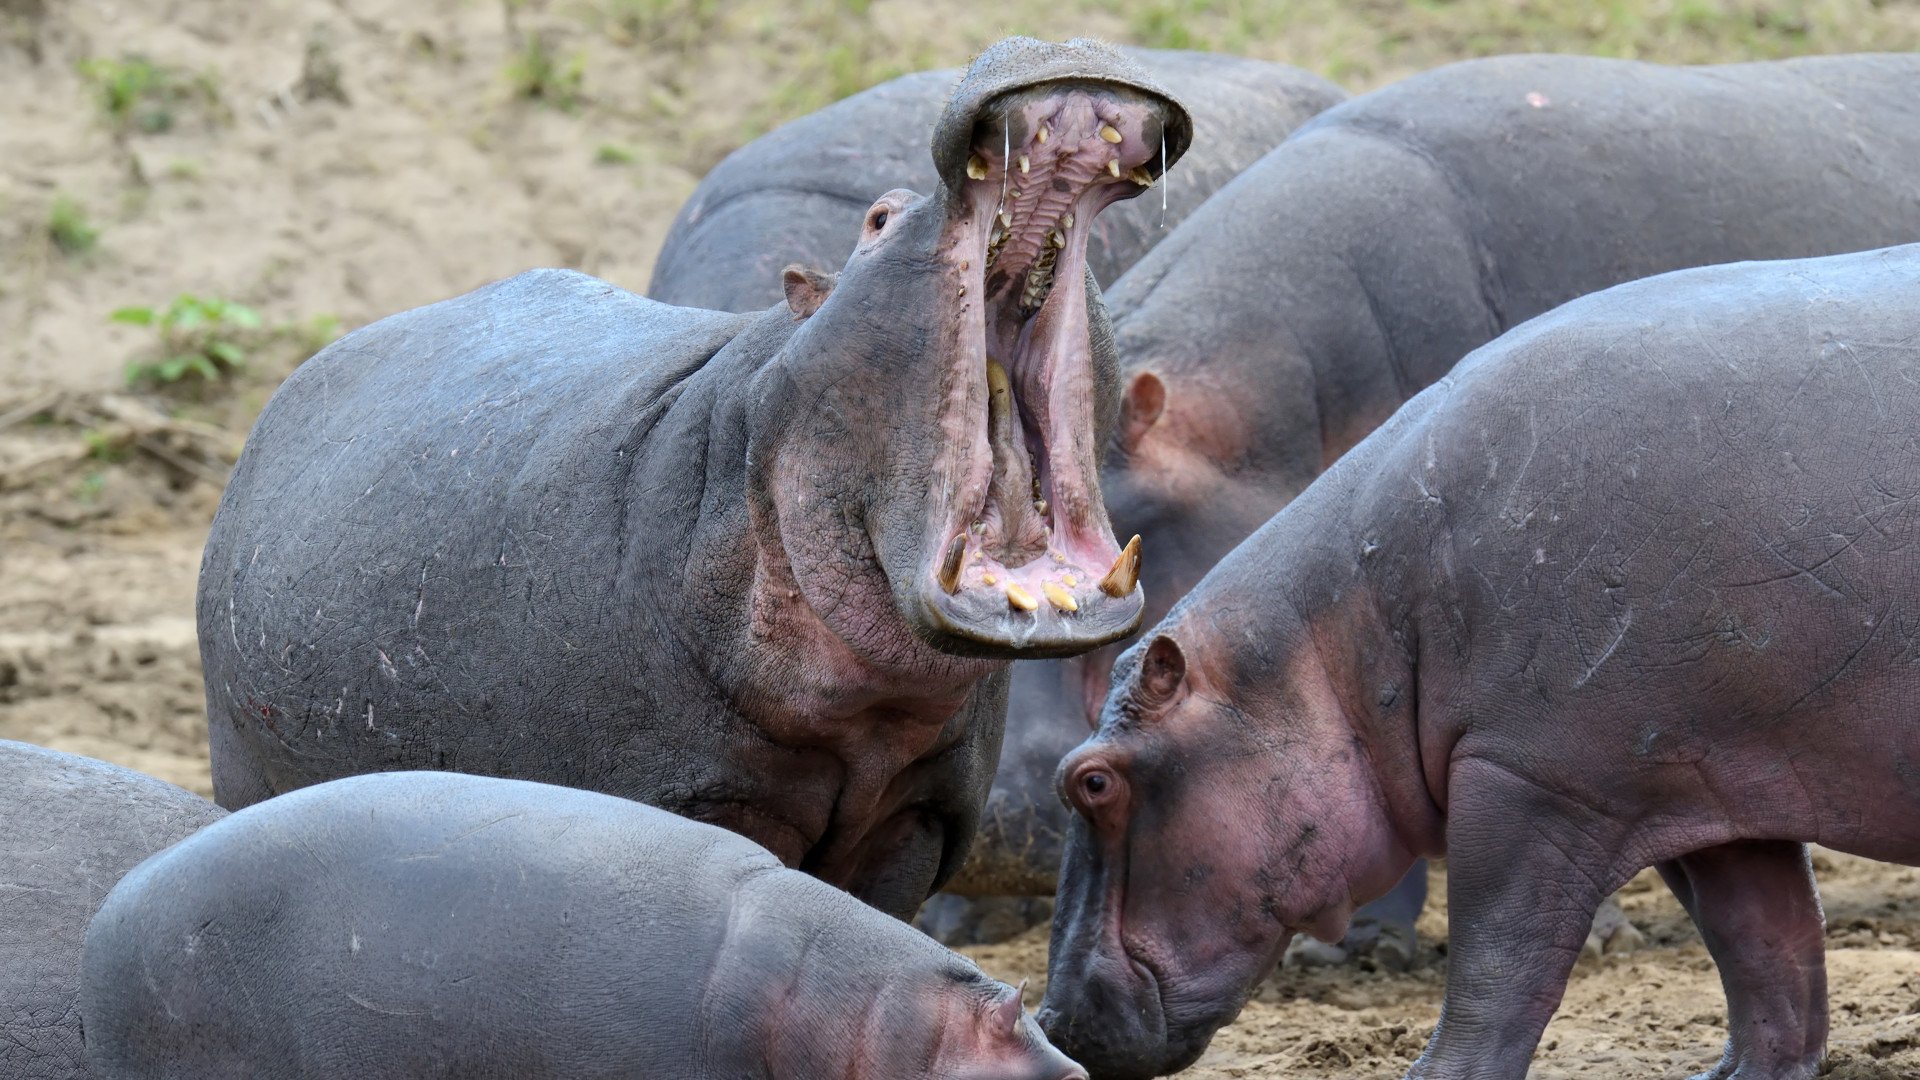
[907,76,1184,659]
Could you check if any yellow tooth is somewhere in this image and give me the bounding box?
[1063,212,1074,229]
[1100,124,1123,144]
[1007,583,1038,612]
[1034,498,1049,516]
[1063,574,1077,587]
[1036,124,1049,144]
[1019,154,1030,175]
[967,154,990,181]
[1044,583,1078,613]
[937,535,967,594]
[1107,159,1121,178]
[999,208,1012,228]
[1099,535,1142,598]
[983,572,998,585]
[1129,166,1154,186]
[986,356,1012,401]
[1050,229,1065,248]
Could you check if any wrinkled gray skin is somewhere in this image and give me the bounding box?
[954,51,1920,951]
[1042,241,1920,1079]
[0,740,225,1080]
[199,38,1187,921]
[81,771,1087,1080]
[649,50,1344,311]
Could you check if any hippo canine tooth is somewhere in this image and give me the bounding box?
[1006,583,1038,612]
[967,154,990,181]
[1043,583,1078,613]
[1106,159,1121,178]
[938,534,967,594]
[1099,124,1123,144]
[1099,535,1141,598]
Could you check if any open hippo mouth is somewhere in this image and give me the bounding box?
[917,68,1185,658]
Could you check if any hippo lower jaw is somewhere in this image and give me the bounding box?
[916,84,1169,659]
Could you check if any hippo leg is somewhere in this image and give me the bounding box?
[1656,840,1827,1080]
[1407,760,1625,1080]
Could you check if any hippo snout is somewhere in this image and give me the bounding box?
[931,37,1192,197]
[1036,964,1208,1080]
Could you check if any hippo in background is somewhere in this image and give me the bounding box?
[198,37,1185,921]
[0,740,226,1080]
[1042,240,1920,1079]
[648,49,1345,312]
[946,49,1920,958]
[82,770,1087,1080]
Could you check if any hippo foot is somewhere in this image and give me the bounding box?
[916,894,1054,947]
[1686,1046,1822,1080]
[1281,920,1418,972]
[1578,894,1646,962]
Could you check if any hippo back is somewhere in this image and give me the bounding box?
[0,741,225,1080]
[81,772,970,1079]
[648,50,1346,311]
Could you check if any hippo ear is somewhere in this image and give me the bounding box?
[1118,371,1166,453]
[782,265,836,319]
[990,980,1026,1037]
[1137,634,1186,708]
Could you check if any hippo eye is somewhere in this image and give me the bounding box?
[867,208,890,232]
[1082,771,1110,798]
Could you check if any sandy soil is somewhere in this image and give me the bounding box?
[6,1,1920,1076]
[966,854,1920,1078]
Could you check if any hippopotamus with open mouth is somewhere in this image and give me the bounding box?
[1042,241,1920,1079]
[81,770,1087,1079]
[0,740,226,1080]
[197,37,1186,920]
[948,50,1920,956]
[648,50,1345,312]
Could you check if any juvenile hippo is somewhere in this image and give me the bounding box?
[648,50,1344,311]
[81,771,1086,1080]
[198,38,1184,920]
[0,741,225,1080]
[1041,242,1920,1079]
[950,51,1920,954]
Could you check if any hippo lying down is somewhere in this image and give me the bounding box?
[0,740,226,1080]
[81,771,1086,1080]
[1041,242,1920,1079]
[197,38,1185,920]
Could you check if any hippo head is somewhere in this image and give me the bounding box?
[751,38,1190,660]
[1035,609,1417,1078]
[779,960,1088,1080]
[923,974,1090,1080]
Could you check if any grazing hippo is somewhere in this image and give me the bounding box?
[81,771,1087,1080]
[0,740,225,1080]
[1040,241,1920,1079]
[648,51,1345,312]
[198,37,1185,920]
[948,50,1920,956]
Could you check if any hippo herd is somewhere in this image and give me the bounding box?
[6,33,1920,1080]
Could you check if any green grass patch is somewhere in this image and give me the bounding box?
[113,295,264,387]
[77,54,221,134]
[47,195,98,255]
[506,33,586,110]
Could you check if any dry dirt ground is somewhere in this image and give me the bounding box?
[5,0,1920,1076]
